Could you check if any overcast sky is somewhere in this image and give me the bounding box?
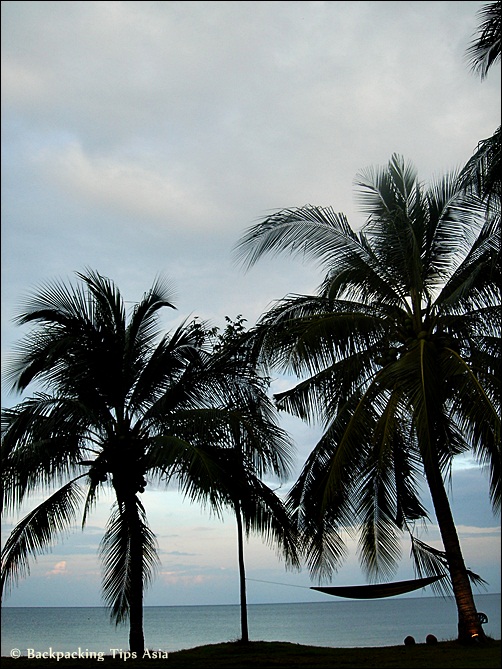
[1,1,500,610]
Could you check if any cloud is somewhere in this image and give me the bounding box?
[159,572,212,587]
[35,142,223,231]
[455,525,501,538]
[45,560,67,577]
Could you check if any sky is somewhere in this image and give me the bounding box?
[1,1,500,610]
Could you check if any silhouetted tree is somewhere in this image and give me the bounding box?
[235,155,500,643]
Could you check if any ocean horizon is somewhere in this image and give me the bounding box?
[2,593,500,658]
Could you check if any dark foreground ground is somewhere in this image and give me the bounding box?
[2,639,501,669]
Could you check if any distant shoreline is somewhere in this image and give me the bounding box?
[2,591,501,608]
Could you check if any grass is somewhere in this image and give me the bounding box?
[2,638,500,668]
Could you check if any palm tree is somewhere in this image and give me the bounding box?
[1,269,268,654]
[234,154,500,643]
[167,316,300,643]
[210,318,300,643]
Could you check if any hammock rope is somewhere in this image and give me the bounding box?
[246,574,446,599]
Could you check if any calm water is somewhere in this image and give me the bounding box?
[2,594,500,657]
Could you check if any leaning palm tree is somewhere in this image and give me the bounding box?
[234,154,500,643]
[1,269,267,654]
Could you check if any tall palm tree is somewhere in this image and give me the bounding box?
[1,269,266,654]
[234,154,500,643]
[209,318,300,643]
[165,316,300,643]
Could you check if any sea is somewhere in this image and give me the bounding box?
[2,594,500,658]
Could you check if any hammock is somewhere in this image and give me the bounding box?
[310,574,446,599]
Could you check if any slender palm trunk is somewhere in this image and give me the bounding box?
[125,495,145,655]
[235,502,250,643]
[423,453,486,643]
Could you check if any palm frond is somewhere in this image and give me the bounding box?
[287,450,349,581]
[2,396,91,512]
[436,211,500,312]
[1,477,86,596]
[6,274,93,394]
[124,274,177,378]
[409,535,488,597]
[408,535,453,597]
[77,268,126,338]
[459,127,501,206]
[234,205,359,273]
[465,1,501,80]
[99,499,159,625]
[255,295,387,380]
[243,486,301,570]
[148,434,227,514]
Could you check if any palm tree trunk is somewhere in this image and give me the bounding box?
[125,495,145,655]
[235,502,250,643]
[423,454,486,643]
